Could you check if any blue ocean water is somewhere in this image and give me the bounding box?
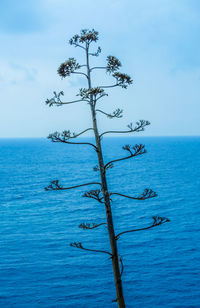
[0,137,200,308]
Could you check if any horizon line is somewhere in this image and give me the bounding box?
[0,135,199,139]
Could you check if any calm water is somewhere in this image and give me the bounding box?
[0,137,200,307]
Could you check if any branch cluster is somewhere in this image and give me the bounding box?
[106,56,121,73]
[122,144,146,156]
[113,72,133,89]
[46,91,64,107]
[45,180,62,191]
[89,46,101,57]
[77,87,107,100]
[83,189,104,203]
[70,242,83,248]
[57,58,81,78]
[128,120,150,132]
[138,189,157,200]
[48,131,72,142]
[69,29,99,46]
[47,129,96,148]
[104,144,146,170]
[152,216,170,225]
[93,165,100,172]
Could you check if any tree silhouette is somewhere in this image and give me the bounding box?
[45,29,170,308]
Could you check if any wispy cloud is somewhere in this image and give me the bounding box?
[0,0,46,33]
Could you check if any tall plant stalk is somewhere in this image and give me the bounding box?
[45,29,169,307]
[86,43,125,307]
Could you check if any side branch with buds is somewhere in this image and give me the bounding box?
[79,222,106,230]
[100,120,150,138]
[104,144,146,170]
[110,189,157,201]
[45,180,101,191]
[100,72,133,89]
[70,242,112,256]
[45,91,90,107]
[115,217,170,240]
[83,189,104,203]
[48,131,97,149]
[96,108,123,119]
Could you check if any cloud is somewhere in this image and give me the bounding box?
[0,0,45,33]
[10,63,38,82]
[0,62,38,85]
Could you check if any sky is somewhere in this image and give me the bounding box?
[0,0,200,137]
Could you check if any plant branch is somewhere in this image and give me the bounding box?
[100,120,150,138]
[71,43,86,50]
[48,131,97,149]
[99,84,119,89]
[70,242,112,256]
[119,256,124,277]
[61,99,89,105]
[45,180,101,191]
[96,108,123,119]
[115,217,170,240]
[79,222,106,230]
[72,71,88,79]
[110,189,157,201]
[83,189,104,203]
[104,154,134,170]
[90,66,107,71]
[104,144,146,170]
[59,128,94,140]
[88,46,101,57]
[96,94,108,101]
[45,91,90,107]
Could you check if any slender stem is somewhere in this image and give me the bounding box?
[61,99,89,105]
[104,155,133,170]
[96,94,108,102]
[78,245,112,256]
[90,66,107,71]
[89,222,106,229]
[86,42,125,308]
[110,192,141,200]
[119,257,124,277]
[110,192,156,200]
[96,109,112,117]
[72,71,88,79]
[52,136,97,149]
[73,43,86,50]
[67,128,94,139]
[100,129,134,138]
[80,222,106,230]
[58,182,101,190]
[116,222,167,240]
[99,84,118,89]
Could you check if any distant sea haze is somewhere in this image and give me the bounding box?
[0,137,200,307]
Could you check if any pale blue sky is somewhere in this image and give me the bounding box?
[0,0,199,137]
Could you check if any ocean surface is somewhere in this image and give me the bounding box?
[0,137,200,308]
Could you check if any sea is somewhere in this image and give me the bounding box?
[0,137,200,308]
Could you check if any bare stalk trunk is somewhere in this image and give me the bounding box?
[86,45,125,307]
